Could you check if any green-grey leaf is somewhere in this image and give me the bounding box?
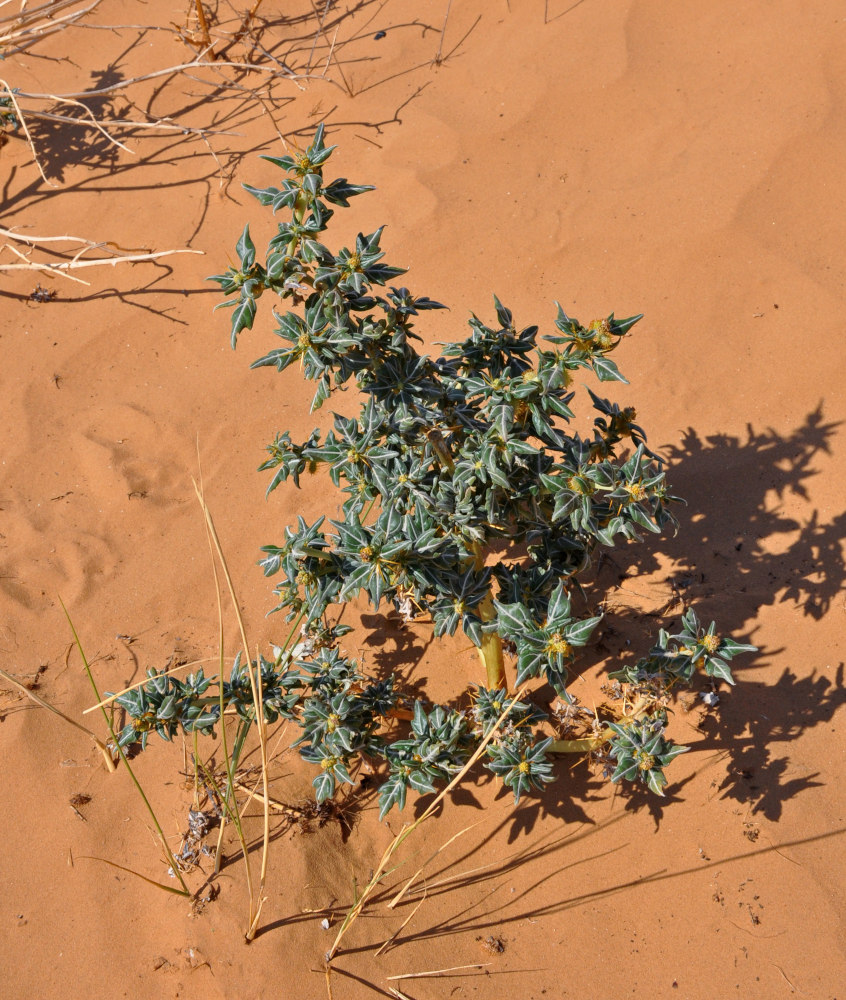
[236,224,256,269]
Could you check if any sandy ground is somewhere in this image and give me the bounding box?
[1,1,845,997]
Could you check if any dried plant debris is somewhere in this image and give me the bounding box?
[22,664,47,690]
[277,798,351,837]
[188,808,212,838]
[68,792,91,821]
[478,935,506,955]
[29,283,56,302]
[174,808,217,872]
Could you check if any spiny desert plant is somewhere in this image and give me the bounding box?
[117,126,755,822]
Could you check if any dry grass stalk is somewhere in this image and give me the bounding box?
[76,853,193,896]
[387,963,491,980]
[436,13,482,67]
[60,601,192,894]
[433,0,453,65]
[193,478,272,941]
[192,449,247,883]
[544,0,583,25]
[196,488,258,907]
[325,686,529,961]
[398,852,505,898]
[0,665,116,771]
[305,0,332,75]
[387,821,480,909]
[374,891,428,957]
[307,0,353,95]
[232,779,291,812]
[82,657,220,714]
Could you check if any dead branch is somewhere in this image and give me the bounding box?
[17,58,314,101]
[0,227,202,285]
[0,76,51,185]
[0,0,105,56]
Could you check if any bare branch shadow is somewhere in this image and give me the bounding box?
[27,64,132,181]
[3,2,459,218]
[373,825,846,952]
[0,279,220,324]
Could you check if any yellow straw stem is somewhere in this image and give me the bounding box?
[470,542,506,689]
[548,696,652,754]
[475,591,505,689]
[0,666,116,772]
[192,478,271,941]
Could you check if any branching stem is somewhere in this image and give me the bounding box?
[471,541,506,689]
[476,591,506,689]
[548,696,651,754]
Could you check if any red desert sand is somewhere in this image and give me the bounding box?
[1,2,844,998]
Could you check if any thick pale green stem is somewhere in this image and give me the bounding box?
[293,190,308,226]
[479,637,506,689]
[470,537,506,689]
[476,591,506,689]
[548,730,613,754]
[548,696,650,754]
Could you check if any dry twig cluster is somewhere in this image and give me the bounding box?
[0,226,201,283]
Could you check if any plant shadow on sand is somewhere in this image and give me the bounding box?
[631,403,846,823]
[375,827,846,955]
[600,405,843,820]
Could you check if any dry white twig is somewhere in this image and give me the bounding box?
[0,226,202,285]
[387,964,491,980]
[0,0,104,54]
[22,108,237,138]
[0,76,51,184]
